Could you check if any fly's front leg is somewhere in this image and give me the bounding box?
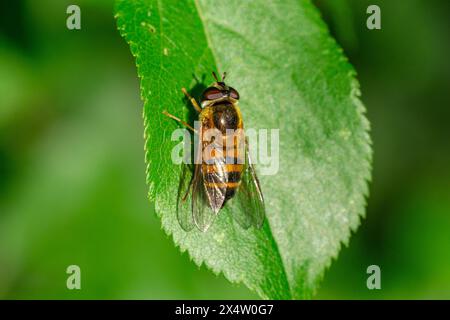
[182,88,202,113]
[162,87,202,131]
[162,110,198,133]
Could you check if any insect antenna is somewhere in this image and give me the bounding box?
[212,71,220,82]
[222,72,227,81]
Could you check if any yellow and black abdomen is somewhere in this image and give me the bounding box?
[200,102,244,207]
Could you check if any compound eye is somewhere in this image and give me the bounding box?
[229,87,240,99]
[203,88,223,100]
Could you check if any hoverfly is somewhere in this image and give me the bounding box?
[163,72,265,232]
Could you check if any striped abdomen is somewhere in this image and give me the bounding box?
[203,162,243,205]
[200,103,244,207]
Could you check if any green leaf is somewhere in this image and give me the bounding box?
[115,0,371,299]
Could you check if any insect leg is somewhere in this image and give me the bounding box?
[182,173,194,201]
[162,110,198,133]
[181,88,202,113]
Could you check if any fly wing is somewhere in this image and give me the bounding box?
[228,140,265,229]
[202,156,228,213]
[176,162,195,231]
[192,160,226,232]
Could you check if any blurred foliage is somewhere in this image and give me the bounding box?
[0,0,449,299]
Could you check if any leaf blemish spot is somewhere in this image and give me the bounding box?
[163,48,169,56]
[141,21,156,33]
[213,232,225,244]
[339,129,351,140]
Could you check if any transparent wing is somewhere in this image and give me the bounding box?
[192,161,226,232]
[176,162,195,231]
[202,156,227,214]
[229,140,265,229]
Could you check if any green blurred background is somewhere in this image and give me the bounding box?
[0,0,449,299]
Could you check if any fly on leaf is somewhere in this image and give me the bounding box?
[163,72,265,232]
